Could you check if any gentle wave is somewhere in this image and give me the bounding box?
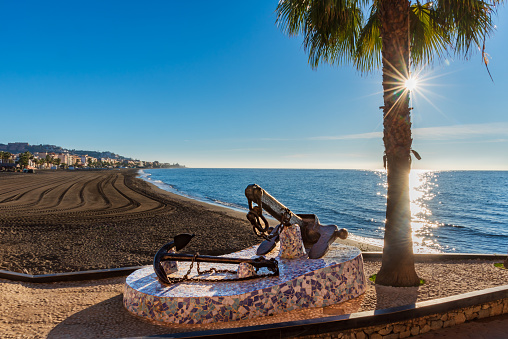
[143,172,249,214]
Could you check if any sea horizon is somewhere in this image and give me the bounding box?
[151,167,508,172]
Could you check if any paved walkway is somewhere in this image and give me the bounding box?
[413,313,508,339]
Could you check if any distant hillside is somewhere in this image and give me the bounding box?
[0,142,130,160]
[0,142,184,168]
[69,149,130,161]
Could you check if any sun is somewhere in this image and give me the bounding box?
[405,77,418,91]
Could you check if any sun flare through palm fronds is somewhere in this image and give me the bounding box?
[405,77,418,91]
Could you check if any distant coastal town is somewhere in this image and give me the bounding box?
[0,142,184,171]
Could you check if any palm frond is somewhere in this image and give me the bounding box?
[355,5,382,72]
[276,0,365,68]
[275,0,505,73]
[409,2,452,67]
[434,0,499,58]
[276,0,312,37]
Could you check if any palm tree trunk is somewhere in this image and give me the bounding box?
[375,0,420,287]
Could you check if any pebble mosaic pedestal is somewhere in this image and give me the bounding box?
[124,242,366,324]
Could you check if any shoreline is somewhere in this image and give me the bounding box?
[137,169,253,222]
[136,169,384,252]
[0,168,381,276]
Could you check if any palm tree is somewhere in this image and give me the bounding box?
[18,151,33,169]
[276,0,503,286]
[53,158,61,166]
[1,151,12,163]
[45,154,53,168]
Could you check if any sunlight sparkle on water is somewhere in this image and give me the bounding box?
[372,169,445,253]
[409,170,442,253]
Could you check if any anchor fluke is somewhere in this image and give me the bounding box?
[153,233,195,284]
[174,233,195,251]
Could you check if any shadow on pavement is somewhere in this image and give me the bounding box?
[47,295,175,339]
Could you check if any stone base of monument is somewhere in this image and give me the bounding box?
[123,242,366,324]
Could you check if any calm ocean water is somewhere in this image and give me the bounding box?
[139,169,508,254]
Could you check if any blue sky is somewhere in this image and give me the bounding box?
[1,1,507,170]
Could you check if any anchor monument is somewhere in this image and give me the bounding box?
[124,184,367,324]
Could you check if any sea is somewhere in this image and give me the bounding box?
[138,169,508,255]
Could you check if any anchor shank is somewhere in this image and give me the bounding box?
[245,184,302,226]
[160,253,278,272]
[245,184,349,258]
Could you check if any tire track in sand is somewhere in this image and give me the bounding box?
[0,170,175,226]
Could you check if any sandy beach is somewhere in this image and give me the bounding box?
[0,169,380,275]
[1,170,507,338]
[0,170,269,275]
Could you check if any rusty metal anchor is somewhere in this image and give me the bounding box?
[245,184,348,259]
[153,233,279,285]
